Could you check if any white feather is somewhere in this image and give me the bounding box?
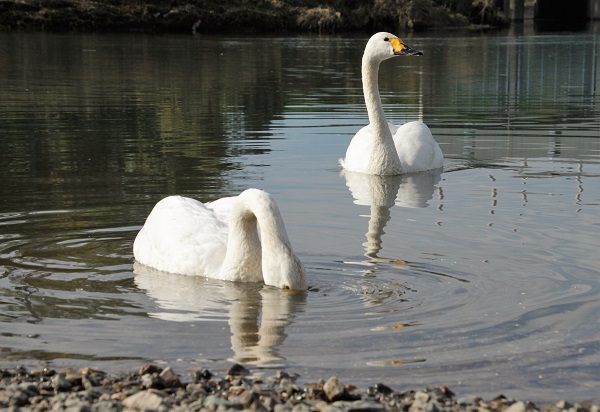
[340,32,443,175]
[133,189,307,290]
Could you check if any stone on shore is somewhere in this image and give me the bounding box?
[122,389,168,410]
[0,364,597,412]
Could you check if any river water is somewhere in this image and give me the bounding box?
[0,27,599,401]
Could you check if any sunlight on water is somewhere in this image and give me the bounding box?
[0,29,599,401]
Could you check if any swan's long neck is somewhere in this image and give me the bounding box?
[362,55,403,175]
[219,190,305,290]
[219,202,263,283]
[362,57,389,138]
[249,195,294,262]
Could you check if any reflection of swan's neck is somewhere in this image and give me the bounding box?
[220,190,297,286]
[362,55,402,175]
[363,204,392,258]
[133,265,305,366]
[362,175,398,258]
[228,287,303,365]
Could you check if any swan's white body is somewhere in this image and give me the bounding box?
[133,188,307,290]
[340,32,443,175]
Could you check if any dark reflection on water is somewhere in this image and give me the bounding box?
[0,28,599,402]
[0,33,290,209]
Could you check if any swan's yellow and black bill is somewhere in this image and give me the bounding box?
[389,38,423,56]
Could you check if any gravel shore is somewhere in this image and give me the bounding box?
[0,363,597,412]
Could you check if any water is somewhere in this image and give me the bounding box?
[1,28,599,401]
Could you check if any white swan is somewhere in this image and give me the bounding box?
[340,32,443,175]
[133,188,307,290]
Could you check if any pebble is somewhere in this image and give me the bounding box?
[505,400,528,412]
[0,364,597,412]
[324,376,346,402]
[122,389,167,410]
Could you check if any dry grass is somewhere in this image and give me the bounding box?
[0,0,507,33]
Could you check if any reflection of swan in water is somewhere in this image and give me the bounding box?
[133,188,307,290]
[339,32,443,175]
[342,169,441,261]
[134,263,306,365]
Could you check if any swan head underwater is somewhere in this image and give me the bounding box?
[364,32,424,63]
[133,189,307,291]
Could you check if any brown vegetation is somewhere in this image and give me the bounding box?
[0,0,508,33]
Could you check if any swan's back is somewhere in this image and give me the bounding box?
[393,121,443,173]
[341,121,443,174]
[133,196,228,277]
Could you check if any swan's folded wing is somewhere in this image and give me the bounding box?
[205,195,238,223]
[388,122,400,135]
[393,121,443,173]
[340,125,373,173]
[133,196,228,277]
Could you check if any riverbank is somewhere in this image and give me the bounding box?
[0,0,507,34]
[1,363,598,411]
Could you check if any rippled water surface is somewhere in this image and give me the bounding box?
[1,28,599,401]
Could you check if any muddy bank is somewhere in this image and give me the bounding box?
[0,0,508,34]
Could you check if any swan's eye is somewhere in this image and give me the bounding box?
[383,37,389,42]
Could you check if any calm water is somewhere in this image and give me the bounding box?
[1,28,599,401]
